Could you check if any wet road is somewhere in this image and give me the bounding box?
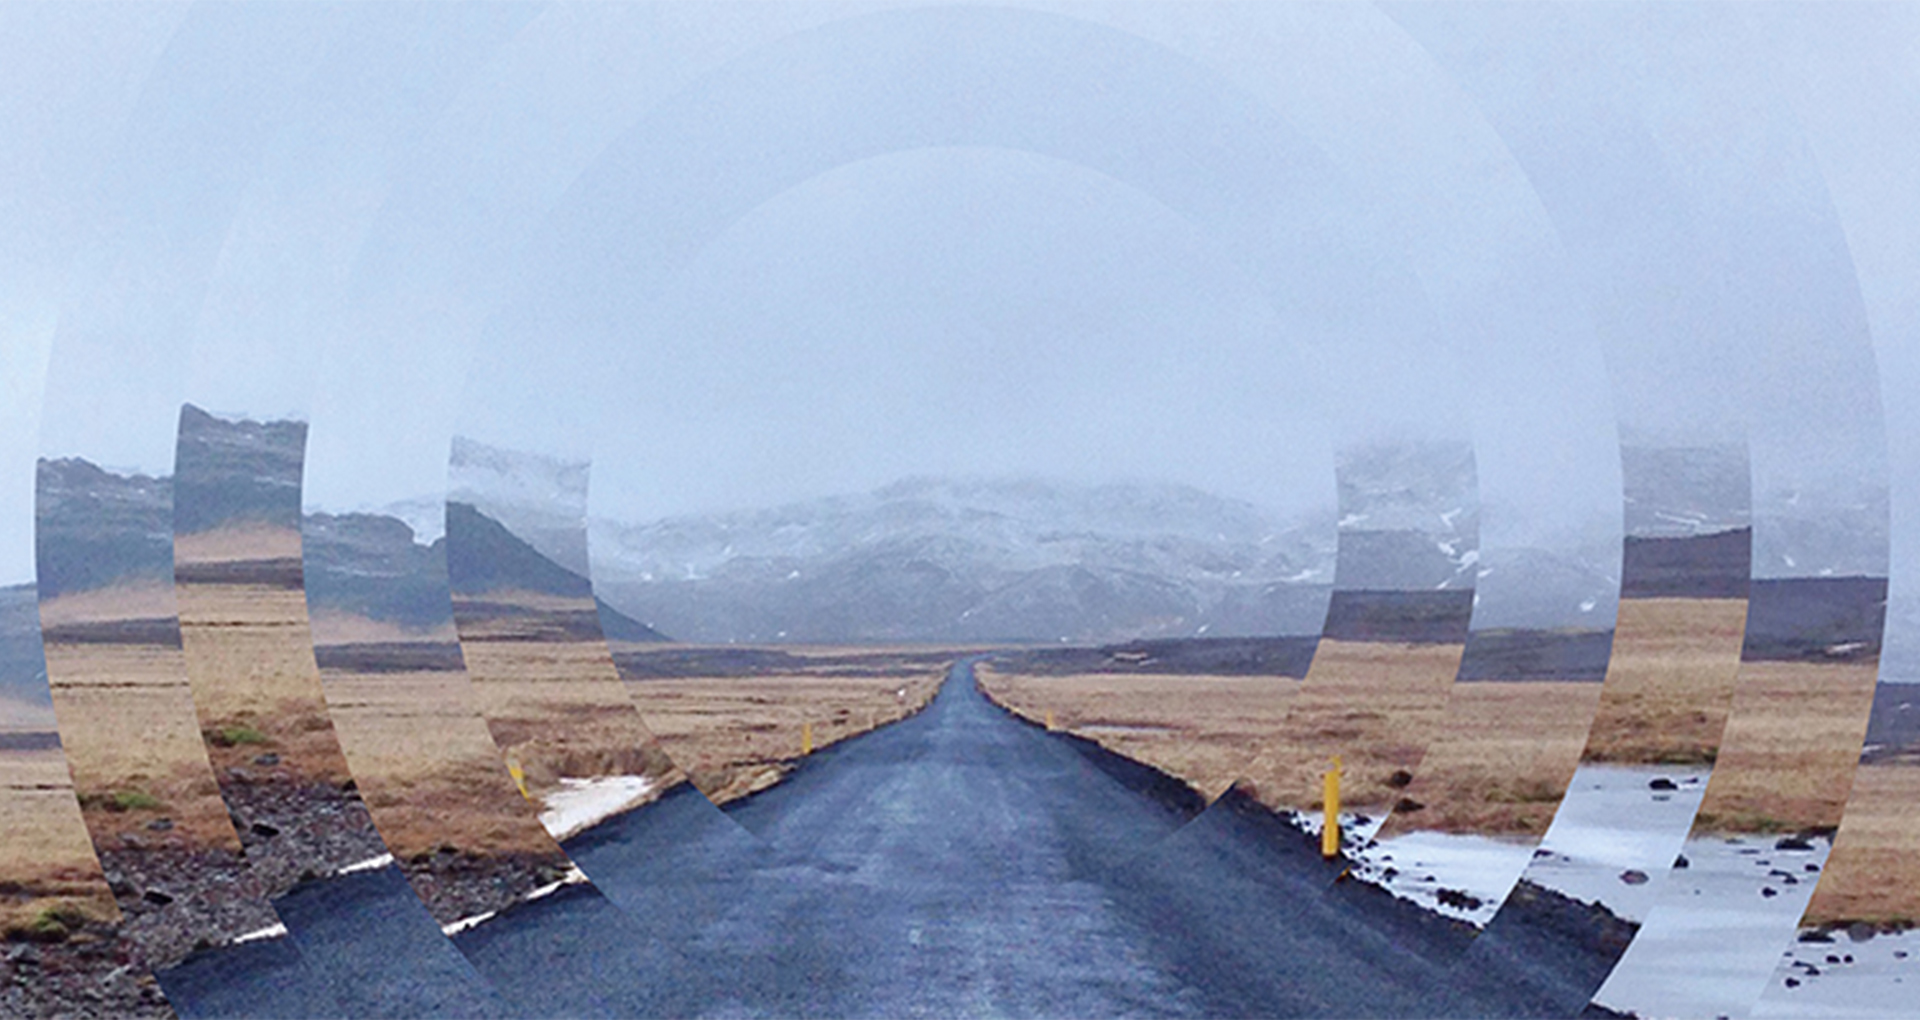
[162,659,1592,1017]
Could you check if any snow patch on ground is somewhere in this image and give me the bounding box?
[1753,929,1920,1018]
[1521,763,1709,922]
[1593,833,1832,1019]
[1352,830,1539,927]
[538,774,656,843]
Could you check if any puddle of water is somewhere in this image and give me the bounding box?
[1521,764,1709,922]
[1751,929,1920,1019]
[1592,834,1830,1018]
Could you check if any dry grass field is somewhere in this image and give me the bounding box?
[1578,597,1747,765]
[314,636,577,925]
[1690,659,1879,835]
[1375,682,1605,839]
[971,666,1295,801]
[1805,761,1920,928]
[614,643,953,803]
[40,624,239,850]
[1242,640,1465,813]
[174,527,355,788]
[35,583,290,967]
[0,744,118,939]
[977,642,1463,814]
[454,591,681,804]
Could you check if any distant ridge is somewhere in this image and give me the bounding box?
[591,476,1337,645]
[446,501,669,643]
[1620,528,1751,600]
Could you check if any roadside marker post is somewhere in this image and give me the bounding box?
[506,751,532,801]
[802,720,814,756]
[1321,756,1343,860]
[1045,709,1055,731]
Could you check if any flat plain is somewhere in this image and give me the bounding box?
[615,643,954,803]
[971,666,1295,802]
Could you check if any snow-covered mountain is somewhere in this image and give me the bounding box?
[1620,444,1751,539]
[1333,440,1480,591]
[589,476,1338,644]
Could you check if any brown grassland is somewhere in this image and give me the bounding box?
[454,591,681,800]
[1242,640,1465,812]
[976,603,1749,835]
[173,551,356,788]
[1375,681,1604,839]
[40,633,239,850]
[1690,659,1879,834]
[970,666,1295,801]
[977,643,1467,814]
[316,660,563,864]
[1578,597,1747,765]
[1805,761,1920,928]
[0,746,118,938]
[614,645,944,806]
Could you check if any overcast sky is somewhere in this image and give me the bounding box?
[1,2,1912,602]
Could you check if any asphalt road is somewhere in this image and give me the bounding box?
[160,659,1604,1017]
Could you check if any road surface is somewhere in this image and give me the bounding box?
[162,659,1607,1017]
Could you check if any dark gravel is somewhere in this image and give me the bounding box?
[2,920,175,1019]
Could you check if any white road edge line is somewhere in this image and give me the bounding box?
[232,923,288,945]
[337,853,394,876]
[440,866,589,937]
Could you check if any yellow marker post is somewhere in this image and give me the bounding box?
[506,751,532,801]
[802,720,814,756]
[1321,756,1343,859]
[1045,709,1055,731]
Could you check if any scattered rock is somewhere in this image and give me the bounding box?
[1784,977,1801,989]
[1805,863,1821,873]
[1620,870,1649,886]
[1827,955,1842,964]
[1800,930,1835,943]
[1895,950,1908,960]
[1674,854,1690,869]
[1386,769,1414,788]
[249,822,281,839]
[1848,923,1877,943]
[1394,798,1425,813]
[253,753,281,766]
[140,889,173,906]
[145,818,173,832]
[1648,777,1678,791]
[1776,836,1816,851]
[1436,888,1483,911]
[1762,887,1779,898]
